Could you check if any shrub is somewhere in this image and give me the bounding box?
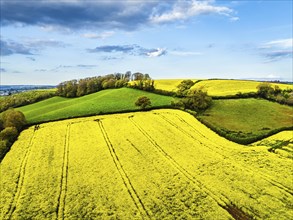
[1,108,26,131]
[135,96,151,109]
[182,87,212,111]
[0,127,18,144]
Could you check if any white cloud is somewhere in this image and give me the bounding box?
[150,0,234,23]
[146,48,166,57]
[261,38,292,49]
[82,31,115,39]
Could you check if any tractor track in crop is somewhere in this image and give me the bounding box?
[56,123,71,220]
[97,120,150,219]
[129,116,254,220]
[4,130,36,220]
[167,112,293,197]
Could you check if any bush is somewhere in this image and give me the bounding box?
[176,80,195,97]
[135,96,151,109]
[181,87,212,111]
[1,108,26,131]
[0,127,18,144]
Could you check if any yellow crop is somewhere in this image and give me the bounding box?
[191,80,293,96]
[1,110,292,219]
[154,79,197,91]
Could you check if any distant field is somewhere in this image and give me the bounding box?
[1,110,292,219]
[18,88,175,124]
[154,79,197,91]
[252,131,293,158]
[191,79,292,96]
[198,98,293,143]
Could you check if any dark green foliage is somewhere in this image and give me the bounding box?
[1,108,27,131]
[0,90,55,112]
[0,127,18,144]
[57,73,131,98]
[176,80,195,97]
[135,96,151,109]
[256,82,293,105]
[0,108,27,161]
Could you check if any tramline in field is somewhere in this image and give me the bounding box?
[1,109,292,219]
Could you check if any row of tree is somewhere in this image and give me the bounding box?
[257,82,293,105]
[0,109,26,161]
[57,72,153,97]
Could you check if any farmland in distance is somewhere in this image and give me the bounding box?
[1,109,292,219]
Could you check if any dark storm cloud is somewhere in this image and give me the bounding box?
[0,0,159,31]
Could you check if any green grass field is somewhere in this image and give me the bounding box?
[1,110,292,219]
[18,88,175,124]
[198,98,293,143]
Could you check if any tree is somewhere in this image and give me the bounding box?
[1,108,26,131]
[182,87,212,111]
[135,96,151,109]
[257,82,274,98]
[0,127,18,144]
[176,80,195,97]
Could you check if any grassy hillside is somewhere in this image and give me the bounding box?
[1,110,292,219]
[18,88,175,124]
[191,79,292,96]
[198,98,293,144]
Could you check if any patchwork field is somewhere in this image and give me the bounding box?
[1,109,292,219]
[191,80,292,96]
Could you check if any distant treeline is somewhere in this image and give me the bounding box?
[0,90,56,112]
[57,72,155,97]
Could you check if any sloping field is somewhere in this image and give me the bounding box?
[154,79,197,91]
[17,88,175,124]
[1,109,292,219]
[252,131,293,158]
[191,80,292,96]
[198,98,293,143]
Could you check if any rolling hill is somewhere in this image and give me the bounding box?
[18,88,176,124]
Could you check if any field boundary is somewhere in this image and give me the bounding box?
[97,119,150,219]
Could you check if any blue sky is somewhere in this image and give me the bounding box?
[0,0,292,85]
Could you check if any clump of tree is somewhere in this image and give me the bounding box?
[257,82,293,105]
[128,72,155,91]
[57,72,132,98]
[176,80,196,97]
[0,90,56,112]
[135,96,151,109]
[0,108,27,161]
[173,87,212,112]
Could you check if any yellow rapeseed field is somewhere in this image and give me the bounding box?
[1,109,292,219]
[191,79,293,96]
[154,79,197,91]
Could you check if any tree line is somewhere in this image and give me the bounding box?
[0,108,26,161]
[57,72,155,97]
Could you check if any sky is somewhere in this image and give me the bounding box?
[0,0,292,85]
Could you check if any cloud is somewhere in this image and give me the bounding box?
[259,38,293,62]
[82,31,115,39]
[88,44,167,58]
[0,38,68,56]
[260,38,292,49]
[146,48,167,57]
[150,0,236,23]
[0,39,34,56]
[0,68,7,72]
[48,64,98,72]
[27,57,36,61]
[1,0,236,31]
